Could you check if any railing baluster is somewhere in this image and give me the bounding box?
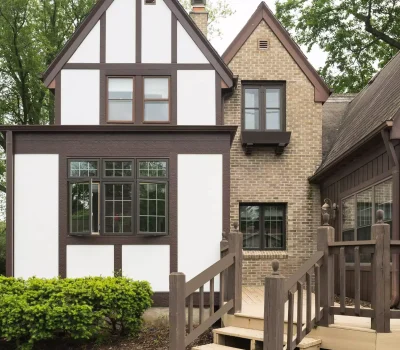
[210,277,214,316]
[354,246,361,316]
[340,247,346,314]
[296,282,303,345]
[314,264,321,323]
[199,286,204,324]
[220,271,225,307]
[287,291,294,350]
[306,272,312,333]
[188,294,194,332]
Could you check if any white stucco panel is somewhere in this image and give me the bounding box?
[177,70,216,125]
[69,22,100,63]
[178,155,223,291]
[14,154,59,279]
[61,69,100,125]
[122,245,170,292]
[142,0,171,63]
[106,0,136,63]
[67,245,114,278]
[177,22,208,64]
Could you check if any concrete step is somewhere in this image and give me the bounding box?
[192,344,244,350]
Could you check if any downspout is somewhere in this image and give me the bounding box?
[381,127,400,308]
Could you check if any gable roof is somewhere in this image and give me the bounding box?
[311,51,400,181]
[222,2,330,103]
[42,0,233,88]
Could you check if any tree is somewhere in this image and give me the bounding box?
[275,0,400,93]
[180,0,235,39]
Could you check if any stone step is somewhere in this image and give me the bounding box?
[192,344,244,350]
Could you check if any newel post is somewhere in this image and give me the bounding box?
[317,216,335,327]
[227,226,243,314]
[263,260,285,350]
[371,210,391,333]
[169,273,186,350]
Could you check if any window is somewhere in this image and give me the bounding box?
[240,204,286,250]
[107,77,134,123]
[242,83,285,131]
[68,158,169,236]
[144,77,170,123]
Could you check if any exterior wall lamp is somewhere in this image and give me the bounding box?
[321,198,338,225]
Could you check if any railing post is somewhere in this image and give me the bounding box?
[371,210,391,333]
[227,228,243,313]
[317,222,335,327]
[220,232,229,305]
[169,273,186,350]
[264,260,285,350]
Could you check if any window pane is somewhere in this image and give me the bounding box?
[144,78,169,99]
[240,206,260,249]
[266,88,280,108]
[144,101,169,122]
[266,109,281,130]
[108,100,133,121]
[245,109,260,130]
[139,182,167,234]
[342,196,355,241]
[69,160,98,178]
[357,188,372,240]
[104,184,133,234]
[245,89,259,108]
[375,180,393,222]
[104,161,133,177]
[264,205,284,249]
[70,183,90,234]
[108,78,133,99]
[139,160,168,178]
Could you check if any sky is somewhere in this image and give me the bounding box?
[209,0,328,70]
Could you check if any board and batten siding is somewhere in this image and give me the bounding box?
[178,154,223,291]
[14,154,59,279]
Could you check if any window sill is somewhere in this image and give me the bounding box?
[241,130,291,155]
[243,250,288,260]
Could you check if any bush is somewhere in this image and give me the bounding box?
[0,276,153,349]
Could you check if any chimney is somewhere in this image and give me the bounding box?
[190,0,208,38]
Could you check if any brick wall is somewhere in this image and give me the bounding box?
[224,21,323,284]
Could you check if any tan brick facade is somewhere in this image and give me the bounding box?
[224,21,323,285]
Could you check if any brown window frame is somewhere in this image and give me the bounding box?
[242,81,286,132]
[143,76,171,124]
[106,77,135,124]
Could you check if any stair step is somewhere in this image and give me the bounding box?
[296,336,322,349]
[192,344,244,350]
[213,326,263,341]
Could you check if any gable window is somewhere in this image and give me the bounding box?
[107,77,134,123]
[239,203,286,250]
[242,82,285,131]
[144,77,170,123]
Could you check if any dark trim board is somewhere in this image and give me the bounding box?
[100,14,106,64]
[5,131,14,277]
[63,63,214,70]
[136,0,142,63]
[55,73,61,125]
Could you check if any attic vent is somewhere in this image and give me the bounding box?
[145,0,156,4]
[192,0,206,5]
[258,40,269,50]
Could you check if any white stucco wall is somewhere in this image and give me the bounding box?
[177,22,208,64]
[14,154,59,279]
[177,70,216,125]
[122,245,170,291]
[142,0,171,63]
[106,0,136,63]
[69,22,100,63]
[61,69,100,125]
[178,154,223,291]
[66,245,114,278]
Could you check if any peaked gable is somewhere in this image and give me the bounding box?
[223,2,330,103]
[42,0,233,87]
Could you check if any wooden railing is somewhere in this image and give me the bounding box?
[264,209,400,350]
[169,231,243,349]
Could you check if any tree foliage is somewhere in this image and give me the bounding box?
[275,0,400,93]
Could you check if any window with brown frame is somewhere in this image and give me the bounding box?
[242,82,286,131]
[143,77,170,123]
[107,77,134,123]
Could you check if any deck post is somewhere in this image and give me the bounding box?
[317,224,335,327]
[371,210,391,333]
[169,272,186,350]
[227,228,243,314]
[264,260,285,350]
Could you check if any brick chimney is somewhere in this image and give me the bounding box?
[190,0,208,38]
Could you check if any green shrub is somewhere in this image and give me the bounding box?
[0,276,153,349]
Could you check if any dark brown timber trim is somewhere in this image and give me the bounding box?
[171,70,178,125]
[55,73,62,125]
[64,63,214,70]
[6,131,14,277]
[100,13,106,63]
[136,0,142,63]
[100,70,106,124]
[171,14,177,63]
[114,245,122,272]
[169,153,178,273]
[216,74,222,125]
[43,0,115,87]
[135,76,144,124]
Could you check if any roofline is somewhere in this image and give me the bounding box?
[309,120,393,183]
[42,0,234,88]
[222,1,331,103]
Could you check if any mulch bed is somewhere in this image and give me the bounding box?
[334,294,372,308]
[0,323,213,350]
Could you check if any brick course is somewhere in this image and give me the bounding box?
[224,21,323,284]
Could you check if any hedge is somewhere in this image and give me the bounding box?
[0,276,153,349]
